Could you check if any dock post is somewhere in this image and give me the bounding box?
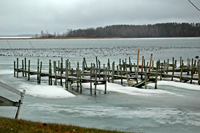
[65,60,69,90]
[58,60,60,74]
[137,49,140,81]
[145,62,148,89]
[21,59,24,76]
[163,60,166,73]
[90,63,92,95]
[99,60,101,79]
[60,62,63,86]
[54,61,57,85]
[180,57,182,68]
[38,61,42,84]
[166,59,169,74]
[190,59,194,84]
[25,58,27,77]
[37,59,39,82]
[96,56,98,68]
[198,61,200,85]
[107,62,110,82]
[180,61,183,82]
[126,64,130,86]
[134,63,137,83]
[187,58,190,75]
[120,63,123,85]
[77,62,79,92]
[49,60,52,85]
[14,61,16,77]
[28,60,30,81]
[94,69,97,95]
[155,61,158,89]
[103,64,107,94]
[112,61,115,83]
[17,58,19,78]
[141,56,144,79]
[61,57,63,73]
[160,62,163,80]
[119,58,121,71]
[171,57,175,81]
[148,54,153,73]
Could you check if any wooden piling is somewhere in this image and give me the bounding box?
[148,54,153,73]
[21,59,24,77]
[38,62,42,84]
[65,60,69,90]
[25,58,27,77]
[171,57,175,81]
[103,64,107,94]
[137,49,140,79]
[49,60,52,85]
[90,63,92,95]
[180,61,183,82]
[94,69,97,95]
[37,59,39,82]
[28,60,30,81]
[54,61,57,85]
[17,58,19,78]
[155,61,158,89]
[145,62,148,89]
[166,59,169,74]
[112,61,115,83]
[14,61,16,77]
[190,59,194,84]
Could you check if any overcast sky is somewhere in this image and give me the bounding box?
[0,0,200,35]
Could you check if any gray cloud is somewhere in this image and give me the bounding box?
[0,0,200,35]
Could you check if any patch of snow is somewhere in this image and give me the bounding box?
[19,83,75,99]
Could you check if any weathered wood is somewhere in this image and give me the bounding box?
[171,57,175,81]
[54,61,57,85]
[112,61,115,83]
[38,61,42,84]
[28,60,30,81]
[145,62,148,89]
[49,60,52,85]
[17,58,19,78]
[180,61,183,82]
[22,59,24,77]
[65,60,69,90]
[148,54,153,73]
[25,58,27,77]
[141,56,144,79]
[137,49,140,79]
[37,59,39,82]
[90,63,92,95]
[155,61,158,89]
[14,61,16,77]
[94,68,97,95]
[166,59,169,74]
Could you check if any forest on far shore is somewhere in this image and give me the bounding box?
[35,22,200,38]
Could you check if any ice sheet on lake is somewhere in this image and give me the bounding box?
[27,103,200,127]
[19,83,75,99]
[81,82,182,96]
[148,81,200,91]
[0,69,14,75]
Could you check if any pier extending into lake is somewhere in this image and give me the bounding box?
[14,50,200,95]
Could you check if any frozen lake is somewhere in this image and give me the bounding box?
[0,38,200,133]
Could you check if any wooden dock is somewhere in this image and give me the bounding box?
[13,50,200,96]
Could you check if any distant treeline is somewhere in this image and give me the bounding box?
[35,23,200,38]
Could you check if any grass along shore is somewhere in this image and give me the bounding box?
[0,117,129,133]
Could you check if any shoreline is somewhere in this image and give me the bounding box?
[0,36,200,40]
